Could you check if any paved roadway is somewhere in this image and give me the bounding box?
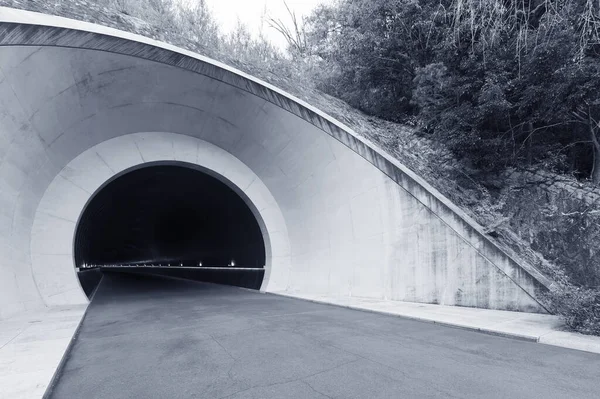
[48,272,600,399]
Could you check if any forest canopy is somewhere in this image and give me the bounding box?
[303,0,600,180]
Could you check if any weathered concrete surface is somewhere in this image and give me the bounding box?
[0,305,86,399]
[28,135,289,309]
[0,7,553,319]
[47,273,600,399]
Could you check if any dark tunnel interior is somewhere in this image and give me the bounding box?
[74,164,266,270]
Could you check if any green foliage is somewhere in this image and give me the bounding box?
[499,176,600,287]
[305,0,444,120]
[543,285,600,336]
[534,209,600,287]
[306,0,600,178]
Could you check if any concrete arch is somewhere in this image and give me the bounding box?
[30,133,291,307]
[0,8,552,319]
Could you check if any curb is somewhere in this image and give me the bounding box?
[266,292,540,342]
[266,292,600,354]
[41,276,101,398]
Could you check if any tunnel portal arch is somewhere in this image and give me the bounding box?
[30,133,292,307]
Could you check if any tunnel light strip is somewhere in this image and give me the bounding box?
[79,264,264,271]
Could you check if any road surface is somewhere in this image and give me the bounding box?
[48,272,600,398]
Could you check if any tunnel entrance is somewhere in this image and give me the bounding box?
[74,163,266,296]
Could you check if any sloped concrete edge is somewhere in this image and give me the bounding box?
[0,305,87,399]
[539,331,600,354]
[42,282,101,399]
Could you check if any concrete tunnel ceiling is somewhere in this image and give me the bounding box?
[0,8,554,319]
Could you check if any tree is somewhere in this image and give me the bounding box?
[305,0,600,178]
[304,0,447,120]
[266,0,310,58]
[175,0,220,50]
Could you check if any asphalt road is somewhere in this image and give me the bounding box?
[48,272,600,399]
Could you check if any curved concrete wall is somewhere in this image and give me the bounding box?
[0,8,552,318]
[30,133,290,307]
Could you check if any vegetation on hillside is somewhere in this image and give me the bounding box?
[2,0,599,334]
[305,0,600,179]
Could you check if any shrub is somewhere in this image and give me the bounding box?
[543,285,600,336]
[306,0,600,180]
